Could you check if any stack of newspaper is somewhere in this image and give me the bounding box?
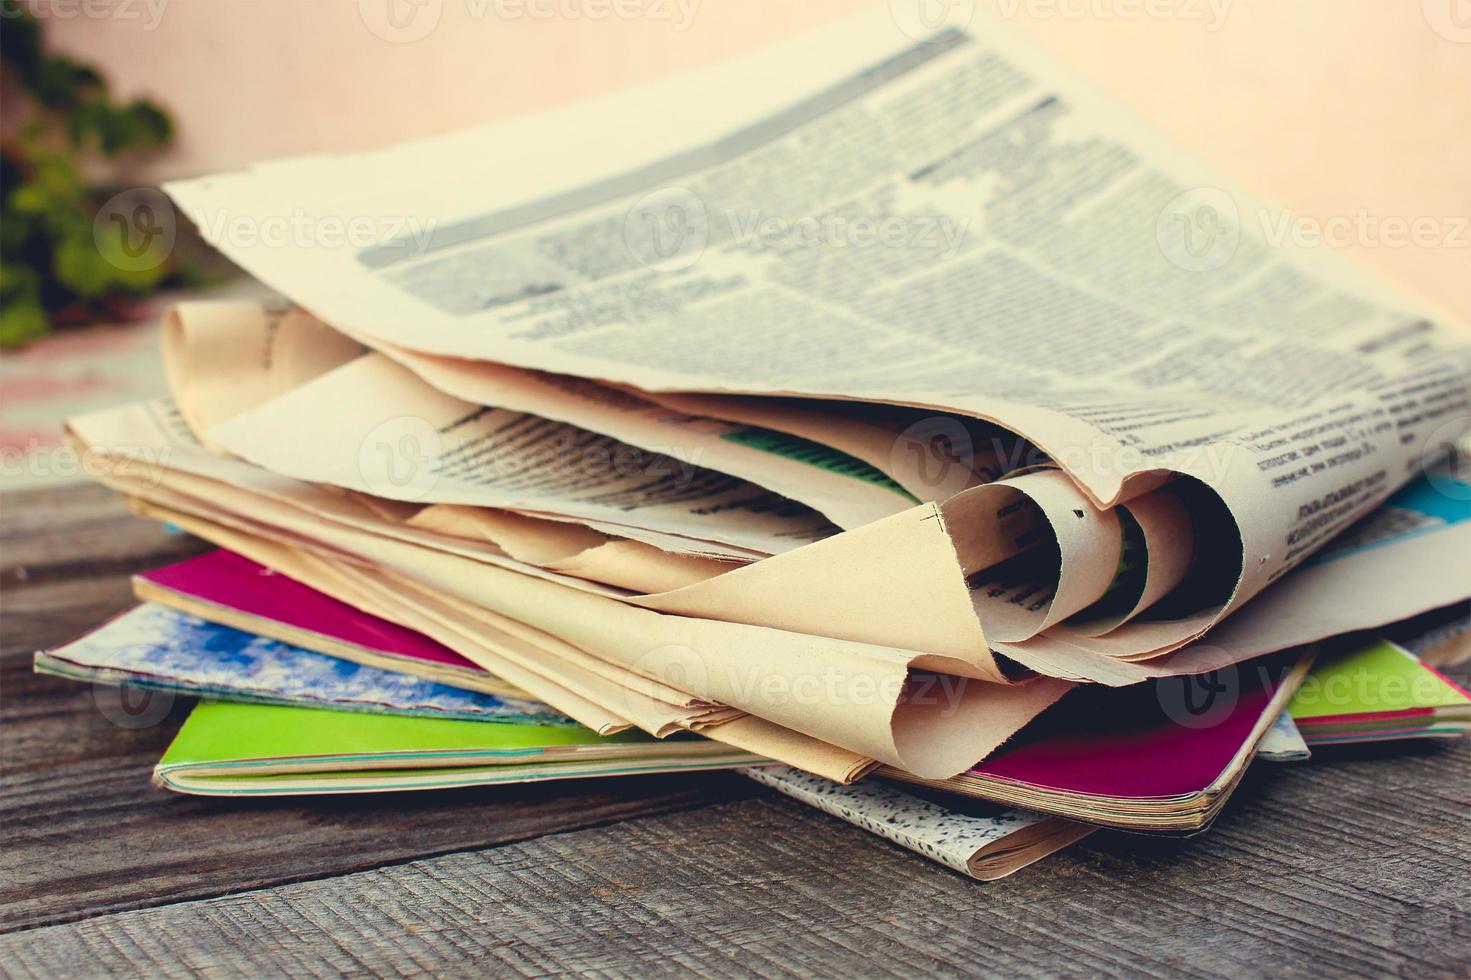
[52,6,1471,877]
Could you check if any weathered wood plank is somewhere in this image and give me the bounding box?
[3,736,1467,979]
[0,654,758,932]
[1,656,758,936]
[5,476,1470,976]
[0,491,757,931]
[1,484,209,588]
[0,714,756,934]
[2,575,141,666]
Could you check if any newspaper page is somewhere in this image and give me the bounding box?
[128,491,1071,779]
[173,299,940,530]
[73,394,1466,706]
[162,301,364,450]
[364,334,935,528]
[208,353,838,557]
[70,401,1072,778]
[164,3,1471,664]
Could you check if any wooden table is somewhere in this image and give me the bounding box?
[3,484,1469,977]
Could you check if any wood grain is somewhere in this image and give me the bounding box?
[0,486,755,932]
[1,484,210,589]
[3,738,1468,978]
[4,485,1469,976]
[0,700,756,933]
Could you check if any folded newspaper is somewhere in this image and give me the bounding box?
[68,5,1471,783]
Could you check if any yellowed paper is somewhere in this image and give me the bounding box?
[407,504,730,593]
[368,339,921,529]
[162,301,362,449]
[74,400,1069,778]
[161,3,1470,660]
[208,353,837,557]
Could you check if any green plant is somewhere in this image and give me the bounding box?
[1,0,183,347]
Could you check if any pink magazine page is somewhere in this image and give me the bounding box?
[137,549,480,671]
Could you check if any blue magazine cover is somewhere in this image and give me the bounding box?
[35,603,574,725]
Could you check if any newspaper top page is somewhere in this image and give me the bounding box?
[163,3,1471,654]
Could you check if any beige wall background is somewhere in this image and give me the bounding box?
[30,0,1471,316]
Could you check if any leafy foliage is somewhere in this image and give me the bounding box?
[1,0,183,346]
